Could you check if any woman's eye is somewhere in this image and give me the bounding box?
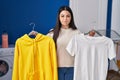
[67,15,70,17]
[61,15,64,17]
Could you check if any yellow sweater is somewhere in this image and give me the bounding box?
[12,33,58,80]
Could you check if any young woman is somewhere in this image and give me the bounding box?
[47,6,80,80]
[47,6,94,80]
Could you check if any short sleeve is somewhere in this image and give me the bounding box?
[66,35,77,56]
[108,39,116,60]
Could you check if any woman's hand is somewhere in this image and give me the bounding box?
[89,30,95,36]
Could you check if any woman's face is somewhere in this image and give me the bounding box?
[59,10,71,28]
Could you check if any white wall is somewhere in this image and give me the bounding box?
[111,0,120,34]
[70,0,108,33]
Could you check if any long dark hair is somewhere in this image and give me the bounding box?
[53,6,77,46]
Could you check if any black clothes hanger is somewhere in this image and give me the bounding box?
[28,22,38,38]
[94,30,103,36]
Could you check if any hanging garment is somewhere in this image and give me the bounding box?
[66,34,116,80]
[12,33,58,80]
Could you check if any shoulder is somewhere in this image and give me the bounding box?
[71,29,81,34]
[75,29,81,33]
[46,31,53,38]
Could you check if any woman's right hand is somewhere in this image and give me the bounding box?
[89,30,95,36]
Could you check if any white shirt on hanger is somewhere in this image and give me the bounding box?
[66,34,116,80]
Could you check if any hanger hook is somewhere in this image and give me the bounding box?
[29,22,35,31]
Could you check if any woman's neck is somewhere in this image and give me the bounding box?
[61,26,69,29]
